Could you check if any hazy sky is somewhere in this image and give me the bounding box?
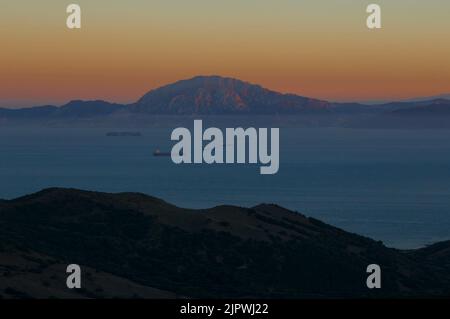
[1,0,449,107]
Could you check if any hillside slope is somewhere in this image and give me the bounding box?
[1,188,449,298]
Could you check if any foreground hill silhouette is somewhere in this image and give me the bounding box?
[1,188,450,299]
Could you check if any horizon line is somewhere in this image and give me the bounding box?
[1,75,449,110]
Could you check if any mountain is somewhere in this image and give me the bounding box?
[132,76,333,114]
[1,188,450,298]
[401,94,450,103]
[0,105,58,119]
[56,100,125,117]
[348,99,450,129]
[337,94,450,105]
[390,99,450,115]
[0,100,124,121]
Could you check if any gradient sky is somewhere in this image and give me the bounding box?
[1,0,449,107]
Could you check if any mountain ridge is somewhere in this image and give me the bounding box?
[1,76,449,128]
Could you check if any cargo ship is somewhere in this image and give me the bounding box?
[153,149,171,157]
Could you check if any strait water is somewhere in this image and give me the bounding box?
[1,126,450,249]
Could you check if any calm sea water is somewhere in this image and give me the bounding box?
[1,126,450,249]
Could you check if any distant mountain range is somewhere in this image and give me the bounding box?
[392,93,450,104]
[0,100,124,119]
[1,188,450,298]
[1,76,449,128]
[349,99,450,129]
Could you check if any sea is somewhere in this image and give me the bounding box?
[1,125,450,249]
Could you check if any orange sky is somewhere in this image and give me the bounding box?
[1,0,449,107]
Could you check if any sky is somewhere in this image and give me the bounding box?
[0,0,449,108]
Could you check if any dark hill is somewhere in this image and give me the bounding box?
[1,188,449,298]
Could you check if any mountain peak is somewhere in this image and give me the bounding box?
[147,75,267,93]
[132,75,325,115]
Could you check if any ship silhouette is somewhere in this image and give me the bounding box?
[153,148,172,157]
